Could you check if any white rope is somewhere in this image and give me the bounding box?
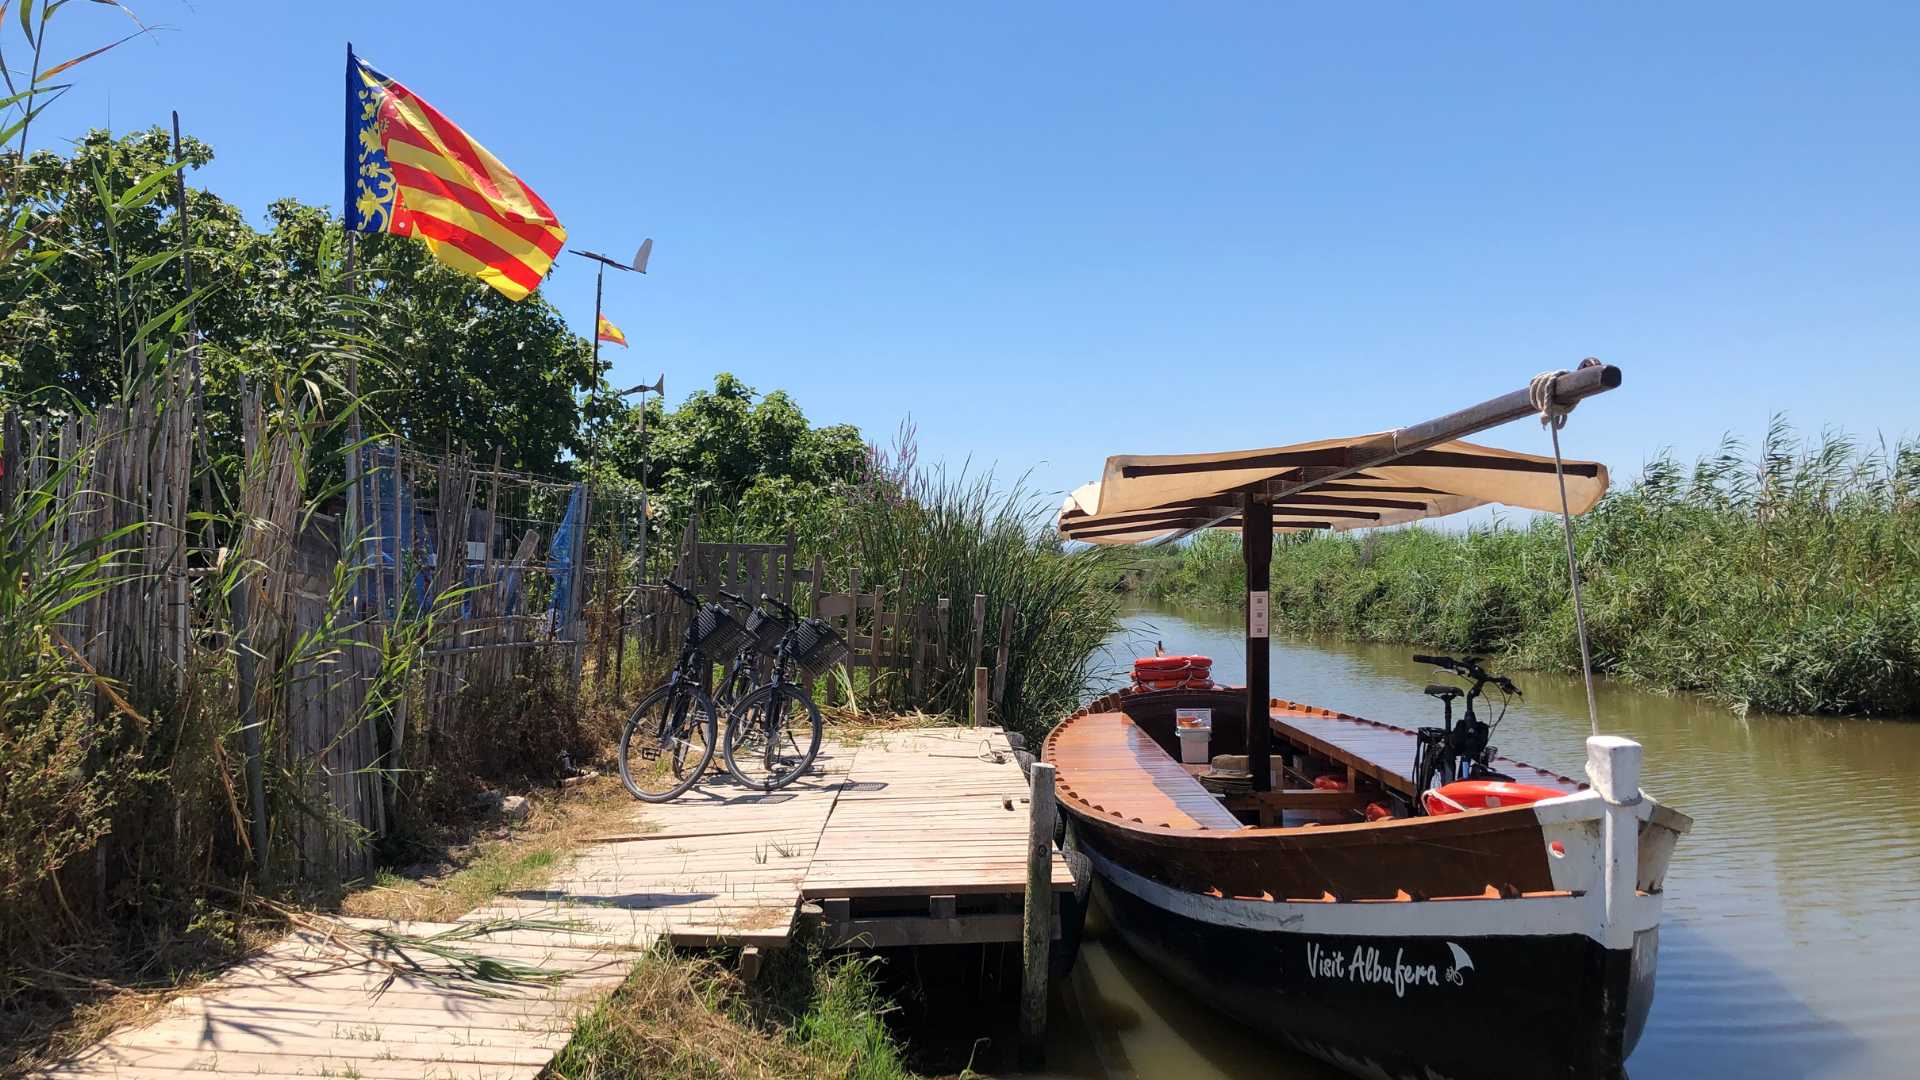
[1532,360,1602,737]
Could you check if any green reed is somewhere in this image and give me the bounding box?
[821,464,1124,739]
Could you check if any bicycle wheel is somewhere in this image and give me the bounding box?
[618,683,717,802]
[722,682,823,791]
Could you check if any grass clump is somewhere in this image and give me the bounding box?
[1146,420,1920,716]
[341,774,642,923]
[548,945,919,1080]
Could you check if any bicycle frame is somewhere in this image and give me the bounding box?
[652,585,719,750]
[1412,655,1519,801]
[748,605,802,767]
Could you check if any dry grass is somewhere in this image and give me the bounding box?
[1,911,282,1078]
[820,707,953,747]
[547,945,919,1080]
[340,774,645,923]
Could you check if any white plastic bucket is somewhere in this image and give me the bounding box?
[1177,728,1211,765]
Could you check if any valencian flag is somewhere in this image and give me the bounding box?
[596,315,628,348]
[345,46,565,301]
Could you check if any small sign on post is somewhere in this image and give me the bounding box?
[1248,589,1270,638]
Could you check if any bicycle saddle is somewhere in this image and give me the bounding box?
[1424,684,1462,702]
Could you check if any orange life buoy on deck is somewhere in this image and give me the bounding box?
[1131,655,1214,691]
[1422,780,1566,816]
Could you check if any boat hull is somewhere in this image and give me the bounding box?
[1087,842,1658,1080]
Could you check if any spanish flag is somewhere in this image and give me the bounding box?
[345,46,565,301]
[596,315,628,348]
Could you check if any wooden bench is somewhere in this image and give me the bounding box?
[1269,702,1585,799]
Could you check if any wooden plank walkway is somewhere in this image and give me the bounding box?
[37,726,1069,1079]
[805,728,1078,898]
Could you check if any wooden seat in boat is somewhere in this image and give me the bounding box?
[1268,701,1585,798]
[1048,711,1245,831]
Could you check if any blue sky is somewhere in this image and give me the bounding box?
[27,2,1920,504]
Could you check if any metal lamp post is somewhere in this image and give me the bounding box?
[612,375,665,574]
[566,241,651,684]
[569,239,653,466]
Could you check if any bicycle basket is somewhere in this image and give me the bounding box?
[744,607,788,657]
[790,618,850,681]
[692,602,752,658]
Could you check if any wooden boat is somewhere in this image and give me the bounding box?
[1047,363,1693,1080]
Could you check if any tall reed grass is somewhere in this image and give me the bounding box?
[1148,421,1920,716]
[826,465,1123,739]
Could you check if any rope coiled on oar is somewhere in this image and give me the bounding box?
[1532,359,1603,737]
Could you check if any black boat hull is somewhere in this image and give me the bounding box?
[1093,860,1658,1080]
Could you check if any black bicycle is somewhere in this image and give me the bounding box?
[616,581,751,802]
[720,594,846,791]
[1410,653,1520,811]
[712,590,766,715]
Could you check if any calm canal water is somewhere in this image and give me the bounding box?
[1042,603,1920,1079]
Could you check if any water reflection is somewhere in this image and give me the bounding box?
[1050,605,1920,1079]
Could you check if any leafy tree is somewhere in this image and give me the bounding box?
[595,373,868,543]
[1,127,594,476]
[1,130,872,542]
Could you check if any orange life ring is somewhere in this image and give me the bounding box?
[1134,655,1211,674]
[1132,655,1213,692]
[1422,780,1566,816]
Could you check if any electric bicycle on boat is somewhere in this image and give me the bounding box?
[1410,654,1519,808]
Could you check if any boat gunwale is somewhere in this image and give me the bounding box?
[1043,686,1593,843]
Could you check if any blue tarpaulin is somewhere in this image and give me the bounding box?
[355,446,432,617]
[547,484,585,621]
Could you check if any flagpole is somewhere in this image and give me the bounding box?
[588,259,605,481]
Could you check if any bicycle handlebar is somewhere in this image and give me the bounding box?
[761,593,800,622]
[717,590,749,609]
[662,580,699,606]
[1413,654,1521,696]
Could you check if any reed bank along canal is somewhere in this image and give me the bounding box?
[1043,604,1920,1079]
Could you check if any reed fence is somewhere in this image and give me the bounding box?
[5,409,1020,889]
[595,513,1018,721]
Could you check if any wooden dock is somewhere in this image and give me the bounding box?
[38,726,1073,1079]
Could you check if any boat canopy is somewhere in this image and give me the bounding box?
[1058,434,1609,546]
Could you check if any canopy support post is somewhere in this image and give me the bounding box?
[1243,495,1273,792]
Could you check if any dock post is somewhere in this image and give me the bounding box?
[973,665,990,727]
[1021,761,1056,1066]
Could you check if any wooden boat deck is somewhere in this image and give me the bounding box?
[38,727,1068,1080]
[1270,699,1586,797]
[1048,694,1587,835]
[1050,710,1244,830]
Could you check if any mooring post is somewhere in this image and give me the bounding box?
[1021,760,1056,1066]
[973,665,990,727]
[1586,735,1643,950]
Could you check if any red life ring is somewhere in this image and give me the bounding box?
[1132,655,1213,691]
[1423,780,1566,816]
[1134,655,1210,674]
